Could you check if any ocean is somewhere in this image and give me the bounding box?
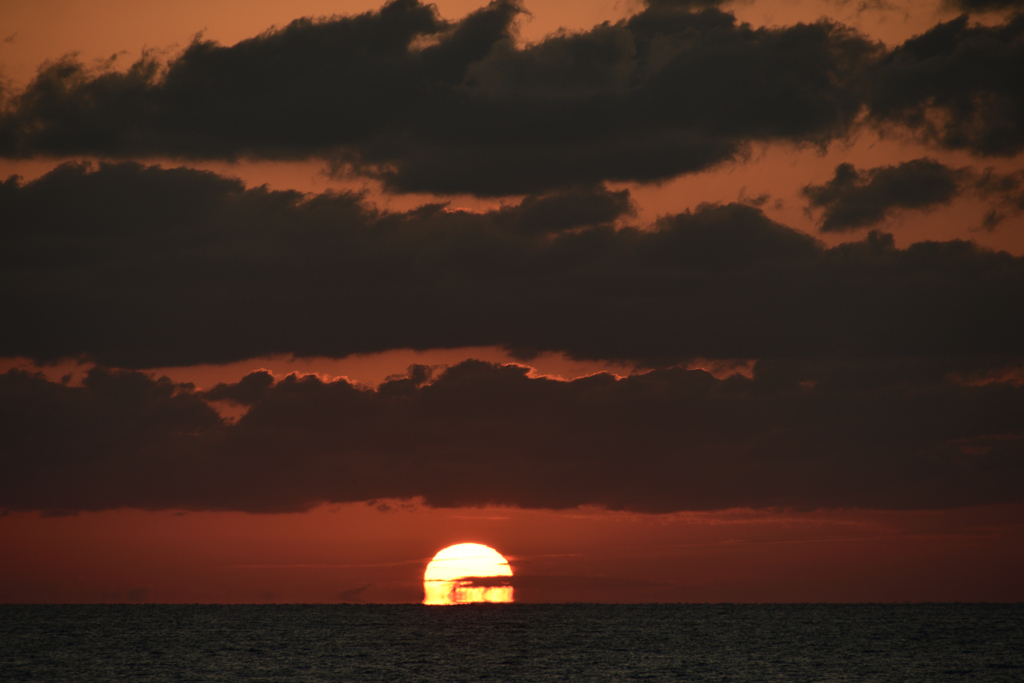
[2,604,1021,681]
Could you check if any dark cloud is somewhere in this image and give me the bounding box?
[494,185,634,235]
[803,158,965,231]
[868,14,1024,156]
[1,358,1021,513]
[202,370,275,405]
[1,2,1020,194]
[647,0,729,9]
[0,0,467,159]
[338,585,373,603]
[973,167,1024,228]
[1,0,1019,522]
[0,367,222,515]
[944,0,1024,12]
[2,162,1022,367]
[803,158,1024,231]
[975,167,1024,207]
[0,0,881,195]
[2,1,1019,193]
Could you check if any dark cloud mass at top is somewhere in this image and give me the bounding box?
[4,0,1020,194]
[3,162,1022,368]
[1,0,1023,515]
[0,0,1020,195]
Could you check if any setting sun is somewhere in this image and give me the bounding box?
[423,543,514,605]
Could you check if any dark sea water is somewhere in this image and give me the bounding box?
[1,604,1021,682]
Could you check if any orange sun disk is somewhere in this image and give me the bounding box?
[422,543,514,605]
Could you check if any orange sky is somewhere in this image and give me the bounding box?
[3,502,1022,604]
[0,0,967,92]
[2,0,1022,603]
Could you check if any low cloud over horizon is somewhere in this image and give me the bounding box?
[2,358,1021,514]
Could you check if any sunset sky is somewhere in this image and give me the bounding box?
[1,0,1022,604]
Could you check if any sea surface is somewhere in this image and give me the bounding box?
[1,604,1021,682]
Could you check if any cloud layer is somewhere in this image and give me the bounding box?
[2,1,1020,195]
[2,0,1022,517]
[3,162,1022,368]
[2,358,1021,514]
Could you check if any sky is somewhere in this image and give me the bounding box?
[0,0,1022,604]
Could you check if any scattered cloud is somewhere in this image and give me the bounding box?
[803,158,965,231]
[803,157,1024,231]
